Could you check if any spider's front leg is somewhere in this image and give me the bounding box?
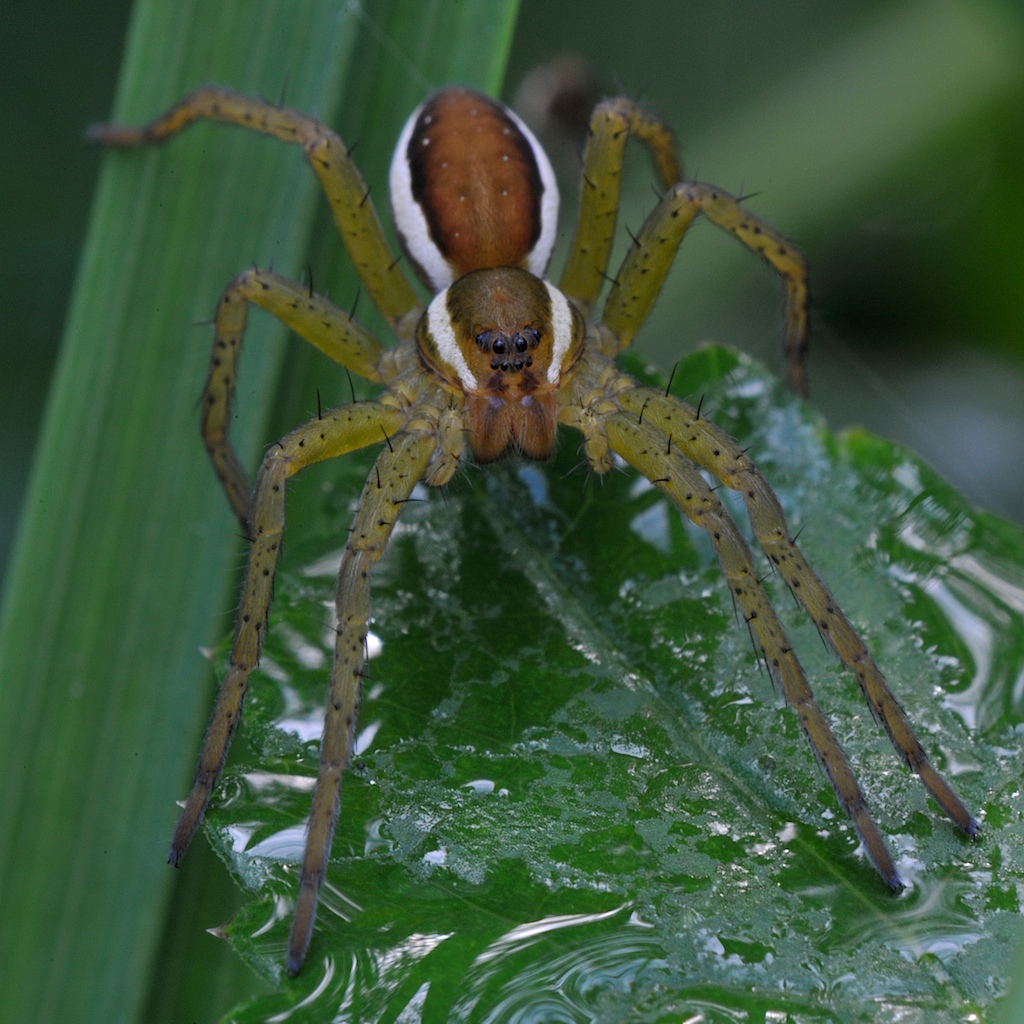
[288,428,439,973]
[91,88,421,329]
[565,354,976,885]
[596,404,902,888]
[168,400,408,890]
[203,268,395,526]
[613,382,978,840]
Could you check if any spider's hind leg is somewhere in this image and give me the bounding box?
[92,87,421,327]
[559,97,681,314]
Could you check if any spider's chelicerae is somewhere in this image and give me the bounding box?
[94,85,978,974]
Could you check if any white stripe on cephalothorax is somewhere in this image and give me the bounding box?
[425,289,477,390]
[544,281,574,385]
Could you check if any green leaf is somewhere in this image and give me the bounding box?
[202,349,1023,1021]
[0,2,518,1022]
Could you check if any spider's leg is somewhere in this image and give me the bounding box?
[559,98,680,313]
[288,429,437,974]
[616,385,978,837]
[603,183,809,394]
[168,401,407,873]
[204,268,391,526]
[602,409,902,887]
[91,88,421,328]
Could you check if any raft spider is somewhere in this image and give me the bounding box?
[93,84,977,973]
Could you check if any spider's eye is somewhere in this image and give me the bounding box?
[521,327,542,349]
[475,330,495,352]
[492,337,507,355]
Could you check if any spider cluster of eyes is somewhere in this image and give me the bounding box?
[474,326,542,372]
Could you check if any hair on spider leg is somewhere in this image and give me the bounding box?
[746,622,773,685]
[662,361,680,398]
[348,287,362,323]
[729,589,770,676]
[560,455,594,484]
[646,180,668,206]
[274,75,291,110]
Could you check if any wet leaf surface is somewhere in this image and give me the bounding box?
[202,349,1023,1022]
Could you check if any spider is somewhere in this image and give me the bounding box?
[93,84,978,974]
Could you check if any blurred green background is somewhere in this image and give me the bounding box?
[2,1,1022,1020]
[3,0,1023,586]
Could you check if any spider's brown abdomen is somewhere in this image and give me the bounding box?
[390,87,559,291]
[409,89,541,272]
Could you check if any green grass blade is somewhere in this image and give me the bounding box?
[0,1,519,1021]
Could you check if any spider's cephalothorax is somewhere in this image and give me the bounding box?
[417,267,584,461]
[94,84,977,975]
